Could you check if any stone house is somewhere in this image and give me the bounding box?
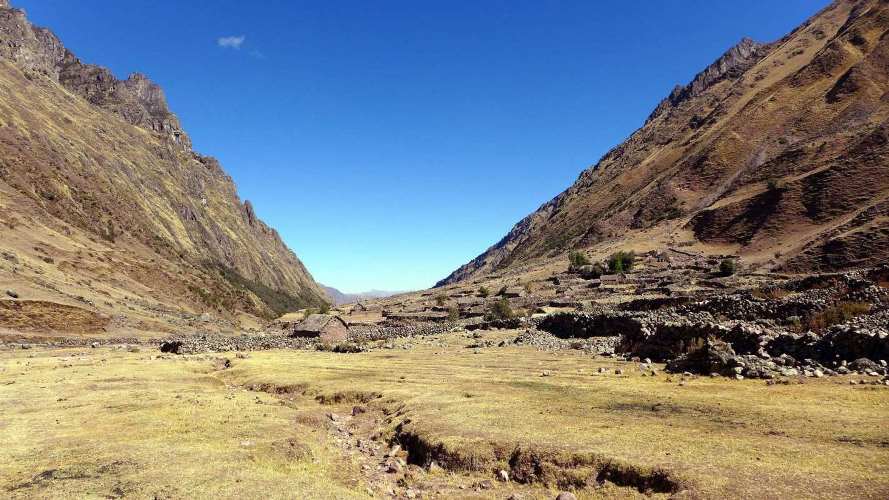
[289,314,349,343]
[600,274,625,286]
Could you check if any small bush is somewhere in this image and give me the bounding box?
[805,302,871,332]
[332,343,364,353]
[579,262,606,279]
[608,251,635,273]
[719,259,736,276]
[448,305,460,321]
[486,298,514,320]
[319,302,331,314]
[523,282,533,294]
[435,294,446,307]
[478,286,490,298]
[569,251,591,268]
[766,178,786,191]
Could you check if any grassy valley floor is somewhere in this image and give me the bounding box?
[1,331,888,499]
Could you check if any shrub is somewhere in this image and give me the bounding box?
[448,305,460,321]
[435,294,446,307]
[523,282,533,294]
[497,286,508,296]
[569,251,591,268]
[579,262,606,279]
[332,343,364,353]
[766,178,784,191]
[486,298,514,320]
[805,302,871,333]
[719,259,736,276]
[478,286,490,298]
[608,251,636,273]
[319,303,331,314]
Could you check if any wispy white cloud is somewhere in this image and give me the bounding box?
[217,35,245,49]
[249,49,266,60]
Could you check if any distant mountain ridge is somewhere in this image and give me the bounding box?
[439,0,889,286]
[0,0,327,326]
[322,285,403,306]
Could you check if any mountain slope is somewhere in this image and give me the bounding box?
[439,0,889,286]
[0,1,327,329]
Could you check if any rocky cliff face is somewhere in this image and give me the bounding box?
[0,2,327,322]
[440,0,889,286]
[0,5,190,148]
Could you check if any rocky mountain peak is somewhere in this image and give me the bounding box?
[0,1,190,149]
[647,37,766,122]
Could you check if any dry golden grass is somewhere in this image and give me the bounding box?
[0,348,365,499]
[2,334,888,499]
[219,336,889,499]
[805,301,872,333]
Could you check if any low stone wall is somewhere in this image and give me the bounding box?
[537,311,643,339]
[347,321,466,342]
[159,333,317,354]
[465,317,528,331]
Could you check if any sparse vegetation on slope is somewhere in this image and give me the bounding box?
[439,0,889,285]
[608,251,636,273]
[0,2,326,324]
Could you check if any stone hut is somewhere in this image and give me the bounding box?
[350,302,368,315]
[289,314,349,342]
[600,274,625,286]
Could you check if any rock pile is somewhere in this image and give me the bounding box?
[465,317,528,331]
[532,267,889,379]
[512,329,619,355]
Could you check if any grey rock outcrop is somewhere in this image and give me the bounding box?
[0,2,190,148]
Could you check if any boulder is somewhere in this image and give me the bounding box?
[817,326,889,363]
[666,339,737,376]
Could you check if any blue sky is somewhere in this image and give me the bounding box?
[16,0,828,292]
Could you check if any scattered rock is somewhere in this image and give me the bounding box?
[476,479,493,490]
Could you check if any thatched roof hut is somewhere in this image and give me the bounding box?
[289,314,349,342]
